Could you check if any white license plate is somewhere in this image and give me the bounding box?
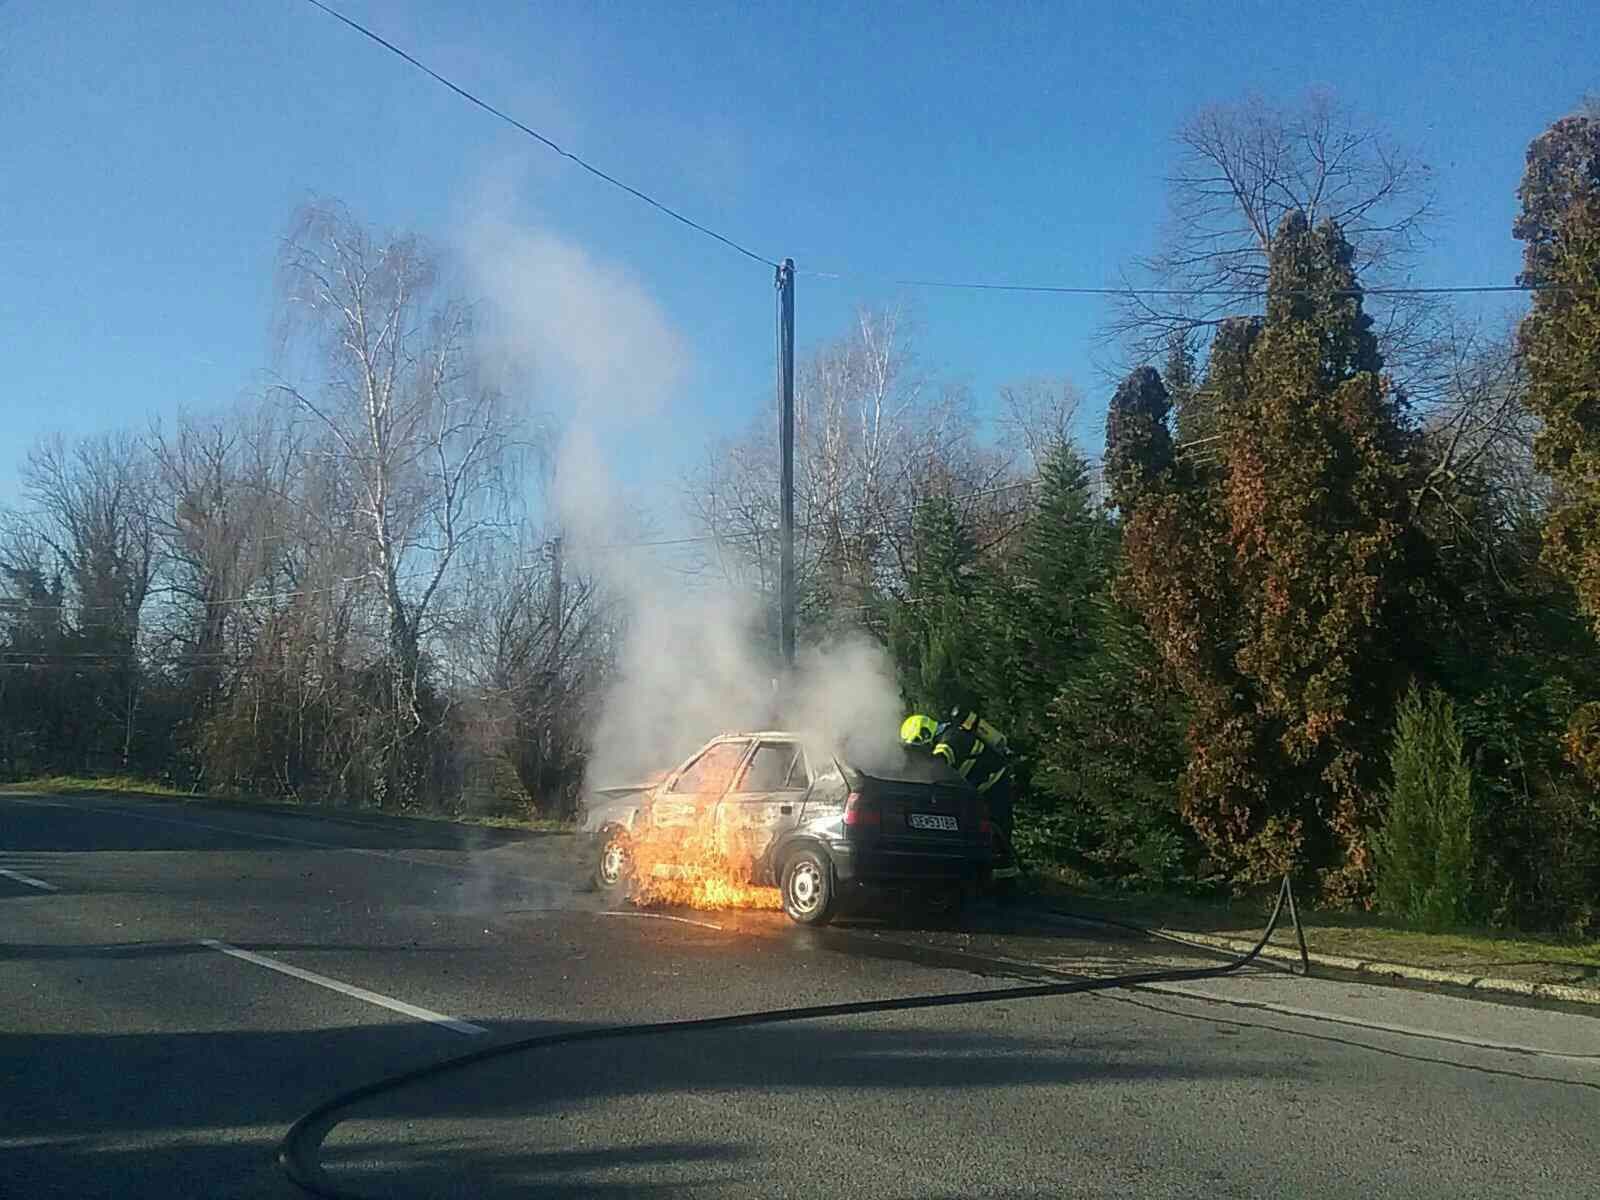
[908,813,959,831]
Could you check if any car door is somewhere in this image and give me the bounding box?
[651,738,754,835]
[719,739,811,872]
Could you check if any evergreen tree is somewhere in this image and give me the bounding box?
[975,445,1116,753]
[1373,685,1476,931]
[1164,331,1211,445]
[1512,113,1600,800]
[1514,114,1600,634]
[888,497,982,715]
[1110,213,1415,902]
[1032,595,1194,882]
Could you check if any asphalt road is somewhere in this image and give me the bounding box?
[3,792,1597,1199]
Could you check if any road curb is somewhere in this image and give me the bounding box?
[1156,927,1600,1008]
[1015,901,1600,1009]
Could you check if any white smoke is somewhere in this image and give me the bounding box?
[464,213,687,424]
[465,214,910,801]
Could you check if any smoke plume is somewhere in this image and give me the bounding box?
[465,215,909,803]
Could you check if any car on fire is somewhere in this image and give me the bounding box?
[576,731,995,925]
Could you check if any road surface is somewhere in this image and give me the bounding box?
[3,791,1596,1198]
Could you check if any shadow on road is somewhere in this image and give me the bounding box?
[2,1014,1293,1198]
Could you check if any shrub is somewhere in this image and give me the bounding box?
[1373,685,1476,930]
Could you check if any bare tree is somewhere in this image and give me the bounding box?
[442,525,612,816]
[274,200,521,804]
[1110,90,1438,391]
[687,306,930,616]
[995,376,1082,472]
[146,403,294,705]
[1410,323,1544,586]
[14,431,156,768]
[687,309,1032,629]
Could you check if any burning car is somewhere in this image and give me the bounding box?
[576,731,995,925]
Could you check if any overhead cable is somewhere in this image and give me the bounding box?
[299,0,777,269]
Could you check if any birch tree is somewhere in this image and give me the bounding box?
[275,200,519,804]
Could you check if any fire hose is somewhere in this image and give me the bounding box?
[279,877,1308,1199]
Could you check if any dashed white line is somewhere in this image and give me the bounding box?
[0,867,58,892]
[200,940,488,1036]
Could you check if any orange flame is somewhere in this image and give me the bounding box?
[625,826,783,912]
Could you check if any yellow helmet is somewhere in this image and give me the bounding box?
[900,714,938,748]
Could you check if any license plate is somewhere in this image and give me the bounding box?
[908,812,959,831]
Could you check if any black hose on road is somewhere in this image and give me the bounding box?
[278,878,1302,1199]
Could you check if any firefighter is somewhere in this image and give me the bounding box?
[933,709,1021,885]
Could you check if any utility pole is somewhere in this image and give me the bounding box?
[547,535,564,650]
[776,258,796,670]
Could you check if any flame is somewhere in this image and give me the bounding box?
[624,825,783,912]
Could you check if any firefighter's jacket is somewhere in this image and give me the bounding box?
[933,712,1011,795]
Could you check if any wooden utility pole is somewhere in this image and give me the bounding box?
[776,258,796,669]
[547,535,564,649]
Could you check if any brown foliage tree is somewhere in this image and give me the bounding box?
[1514,113,1600,783]
[1110,213,1414,901]
[1515,115,1600,629]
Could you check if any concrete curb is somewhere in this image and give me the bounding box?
[1155,927,1600,1008]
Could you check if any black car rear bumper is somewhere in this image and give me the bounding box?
[828,841,989,885]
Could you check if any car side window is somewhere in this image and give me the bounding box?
[668,741,750,794]
[737,742,807,792]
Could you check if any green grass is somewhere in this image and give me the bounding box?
[1023,865,1600,985]
[385,807,575,833]
[1280,925,1600,975]
[3,773,195,798]
[1,774,575,833]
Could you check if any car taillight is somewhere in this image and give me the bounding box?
[979,816,993,836]
[843,791,879,827]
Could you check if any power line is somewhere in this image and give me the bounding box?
[299,0,777,270]
[802,271,1544,300]
[298,1,1571,306]
[293,0,1586,309]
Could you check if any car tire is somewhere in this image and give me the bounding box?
[594,829,632,899]
[780,848,836,926]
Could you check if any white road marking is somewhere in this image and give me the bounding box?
[1138,981,1600,1065]
[199,940,488,1036]
[0,867,58,892]
[599,909,724,931]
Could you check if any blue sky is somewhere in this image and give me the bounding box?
[3,0,1596,516]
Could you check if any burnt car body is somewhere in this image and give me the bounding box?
[576,731,994,925]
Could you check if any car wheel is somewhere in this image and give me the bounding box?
[594,830,632,898]
[781,849,836,926]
